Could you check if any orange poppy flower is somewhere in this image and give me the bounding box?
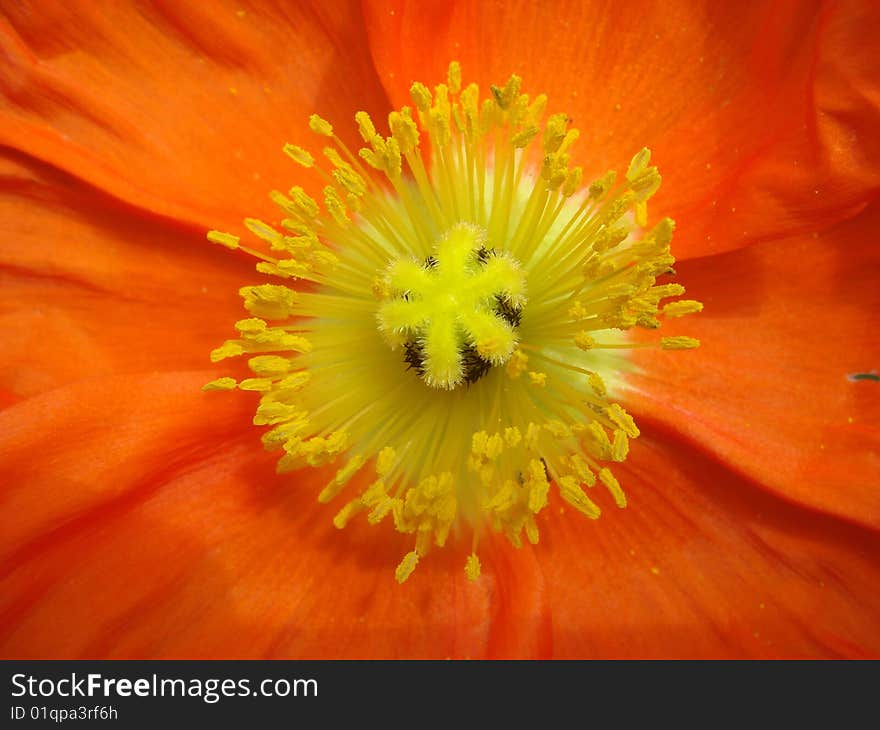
[1,0,878,658]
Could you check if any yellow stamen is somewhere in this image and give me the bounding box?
[464,553,481,581]
[207,62,701,583]
[661,336,701,350]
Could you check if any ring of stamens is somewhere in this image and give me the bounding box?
[205,61,702,584]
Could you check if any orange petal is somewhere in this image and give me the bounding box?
[364,0,880,257]
[0,0,390,231]
[0,151,249,401]
[539,432,880,658]
[0,372,552,658]
[626,202,880,531]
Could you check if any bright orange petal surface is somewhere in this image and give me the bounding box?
[1,0,877,660]
[363,0,880,258]
[539,432,880,658]
[0,150,249,402]
[0,0,390,231]
[0,372,554,658]
[626,203,880,531]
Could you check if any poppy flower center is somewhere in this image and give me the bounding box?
[205,62,701,583]
[377,223,526,389]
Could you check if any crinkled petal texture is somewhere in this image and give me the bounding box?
[540,433,880,658]
[626,204,880,534]
[1,373,878,658]
[0,0,391,231]
[0,152,251,404]
[363,0,880,258]
[1,0,879,658]
[0,373,550,659]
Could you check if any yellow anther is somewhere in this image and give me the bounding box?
[479,97,496,134]
[429,108,451,147]
[490,73,522,110]
[524,422,541,449]
[511,125,539,149]
[661,336,701,350]
[376,446,397,476]
[459,83,480,134]
[508,93,531,126]
[268,191,300,221]
[524,517,540,545]
[261,418,309,450]
[358,141,384,171]
[568,454,596,486]
[568,301,589,320]
[599,467,627,508]
[332,165,367,197]
[288,186,319,219]
[528,371,547,387]
[282,143,315,167]
[333,500,363,529]
[202,377,237,391]
[464,553,481,581]
[574,331,595,350]
[542,113,569,153]
[562,166,583,198]
[309,113,333,136]
[235,316,268,333]
[207,230,240,250]
[210,341,244,362]
[389,108,420,154]
[319,453,367,503]
[447,61,462,95]
[506,349,528,379]
[631,169,662,202]
[410,82,432,112]
[584,421,612,459]
[648,217,676,246]
[323,147,347,169]
[606,403,640,438]
[663,300,704,317]
[432,83,450,116]
[626,147,652,181]
[558,476,601,519]
[234,317,263,334]
[504,427,522,447]
[485,433,504,460]
[558,128,580,155]
[588,170,617,199]
[587,371,607,397]
[247,355,291,377]
[526,459,550,512]
[544,420,571,439]
[368,495,402,527]
[593,226,629,253]
[526,94,547,124]
[651,283,686,300]
[245,218,283,247]
[611,429,629,462]
[472,430,489,457]
[277,371,311,392]
[395,551,420,584]
[253,401,306,427]
[354,111,376,142]
[323,186,350,226]
[382,136,403,177]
